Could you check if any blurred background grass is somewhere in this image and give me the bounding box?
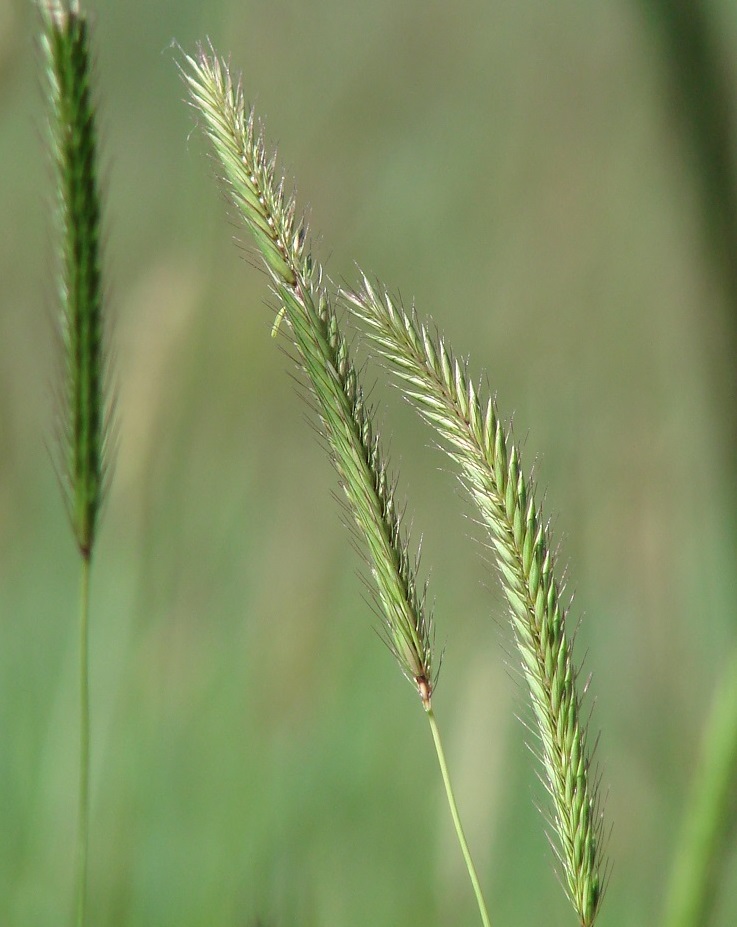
[2,0,737,924]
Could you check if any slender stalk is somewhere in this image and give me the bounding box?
[426,707,492,927]
[41,6,111,926]
[663,646,737,927]
[76,553,91,927]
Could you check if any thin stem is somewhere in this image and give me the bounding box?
[426,706,492,927]
[663,645,737,927]
[76,553,91,927]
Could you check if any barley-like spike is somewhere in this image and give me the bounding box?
[40,7,115,925]
[42,0,111,560]
[348,279,606,926]
[182,48,435,704]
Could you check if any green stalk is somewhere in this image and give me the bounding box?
[76,554,91,927]
[426,707,492,927]
[41,5,111,925]
[663,646,737,927]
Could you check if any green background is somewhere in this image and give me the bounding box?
[2,0,737,924]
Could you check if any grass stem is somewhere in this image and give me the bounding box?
[41,6,110,923]
[426,707,492,927]
[76,553,91,927]
[663,645,737,927]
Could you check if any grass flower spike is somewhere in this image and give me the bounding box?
[182,50,433,699]
[41,3,112,924]
[43,0,109,560]
[183,48,492,927]
[348,280,606,927]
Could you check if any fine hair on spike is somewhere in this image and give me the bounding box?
[181,46,435,704]
[183,46,495,927]
[346,278,607,926]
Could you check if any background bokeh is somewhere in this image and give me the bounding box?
[2,0,737,924]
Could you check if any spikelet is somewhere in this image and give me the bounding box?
[42,0,111,559]
[347,278,606,926]
[183,49,435,705]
